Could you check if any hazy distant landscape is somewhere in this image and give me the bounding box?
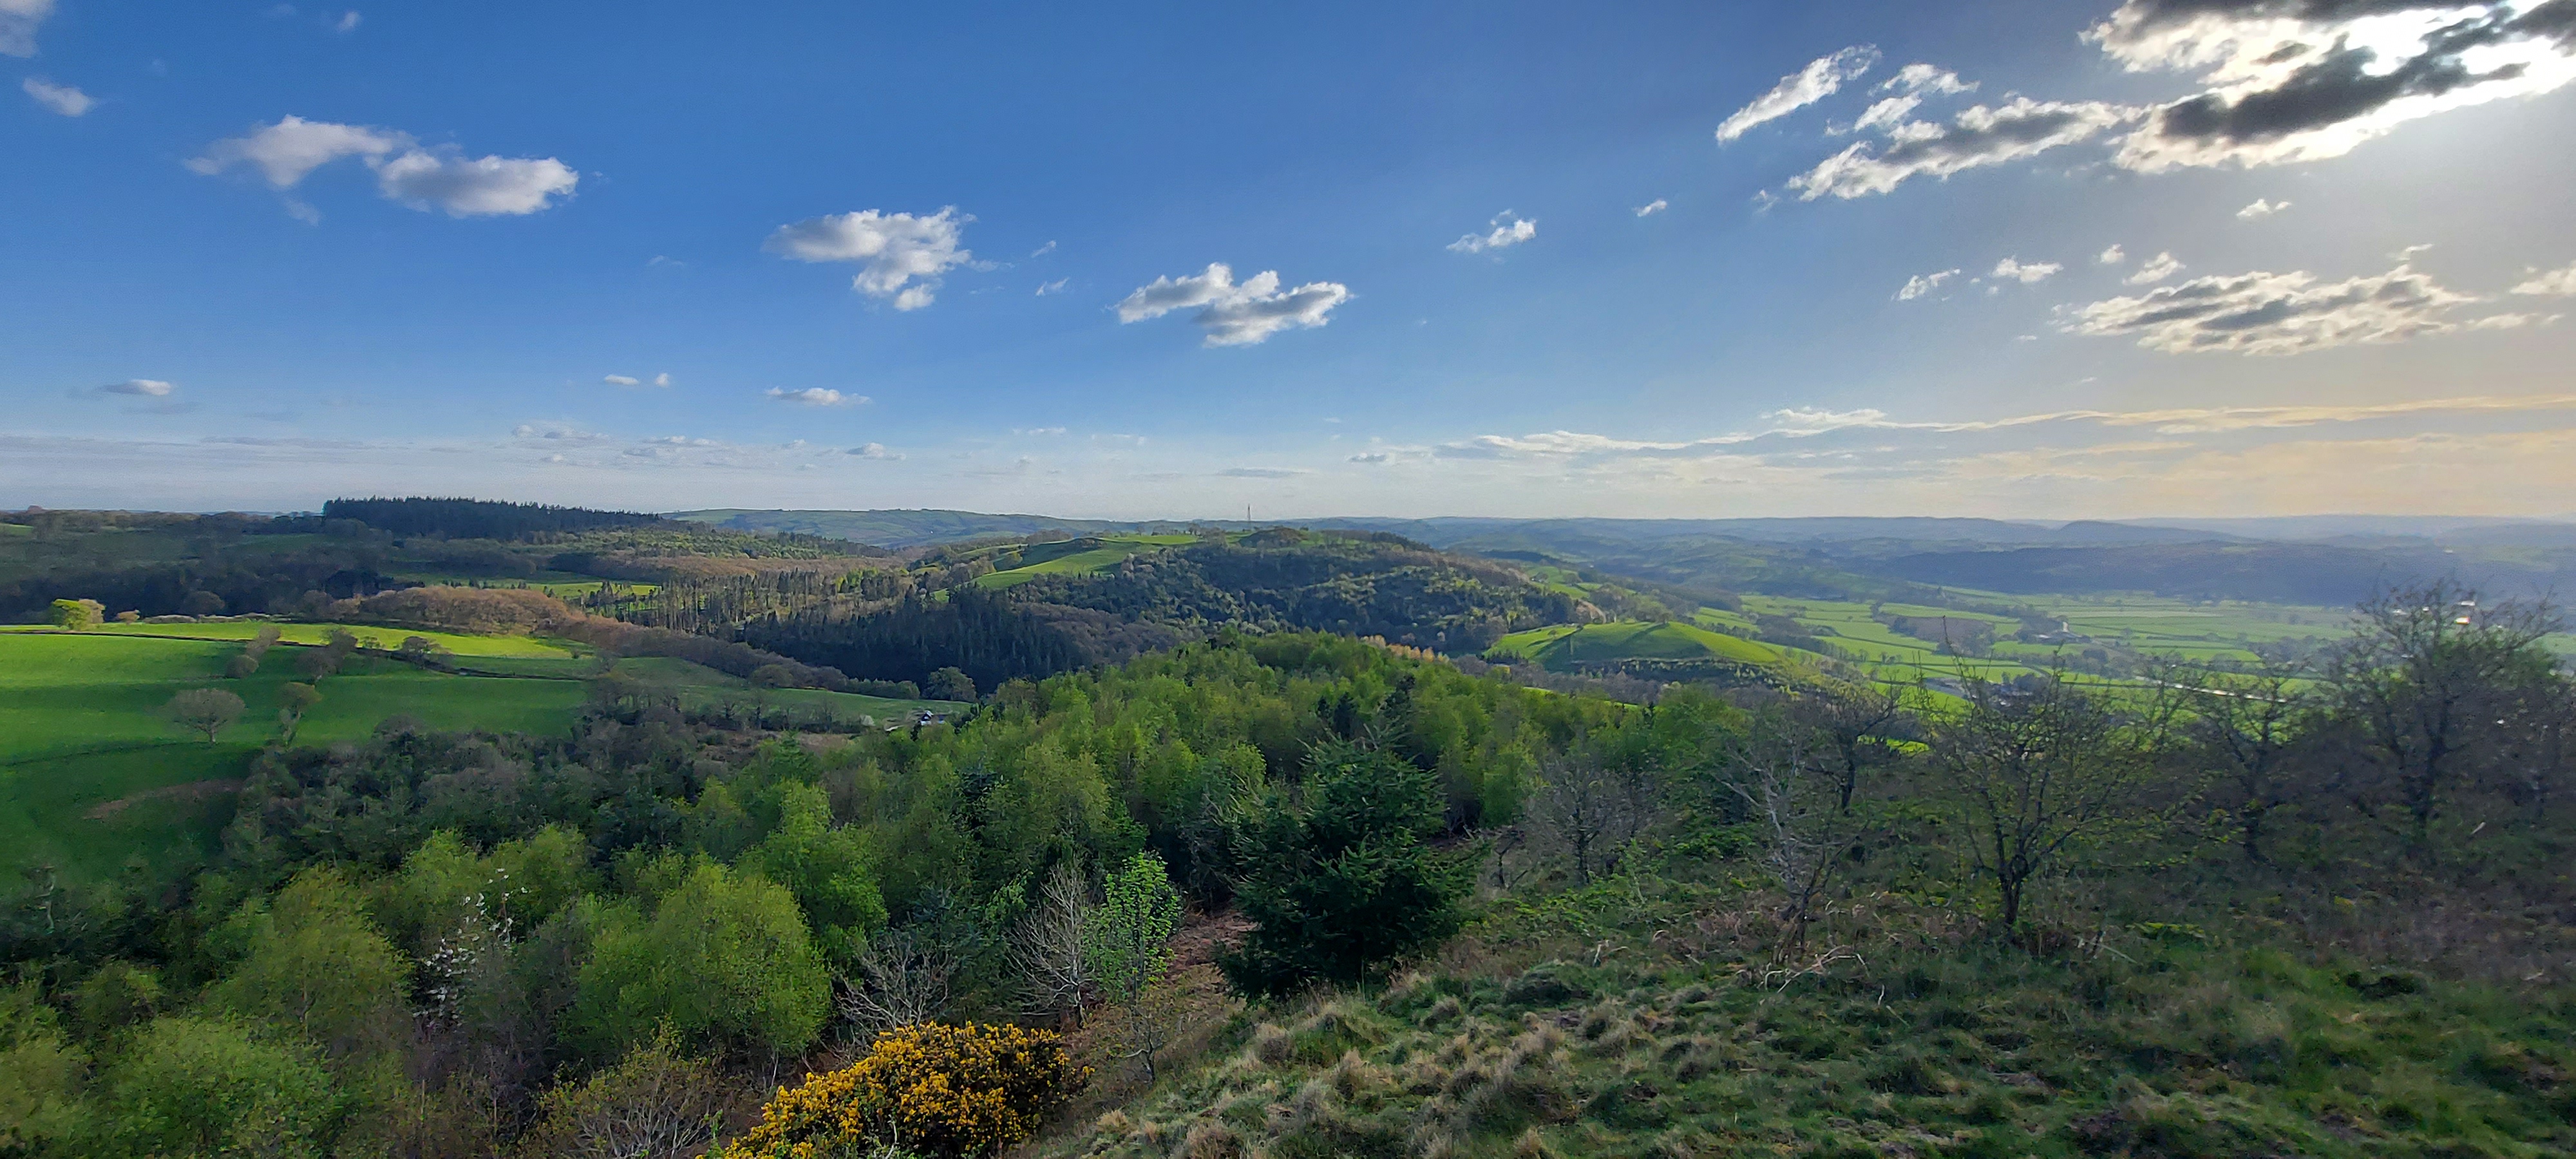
[11,0,2576,1153]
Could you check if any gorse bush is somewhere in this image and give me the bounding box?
[718,1022,1085,1159]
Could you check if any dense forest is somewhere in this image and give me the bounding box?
[3,578,2573,1156]
[321,498,674,541]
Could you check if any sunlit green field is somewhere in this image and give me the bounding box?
[612,656,965,722]
[0,630,591,885]
[1,619,584,657]
[1492,619,1784,668]
[974,533,1203,589]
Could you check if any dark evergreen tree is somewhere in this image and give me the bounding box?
[1218,740,1468,995]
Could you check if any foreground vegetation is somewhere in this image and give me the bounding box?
[3,499,2571,1158]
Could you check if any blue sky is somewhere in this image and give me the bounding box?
[6,0,2576,518]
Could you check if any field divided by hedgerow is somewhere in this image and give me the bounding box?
[0,630,588,886]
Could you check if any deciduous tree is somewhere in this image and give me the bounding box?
[167,687,245,744]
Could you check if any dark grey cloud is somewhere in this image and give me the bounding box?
[2099,0,2576,170]
[2062,262,2480,354]
[2148,16,2517,146]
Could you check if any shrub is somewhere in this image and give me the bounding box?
[717,1022,1085,1159]
[47,598,104,630]
[510,1028,731,1159]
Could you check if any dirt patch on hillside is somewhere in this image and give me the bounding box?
[86,778,244,821]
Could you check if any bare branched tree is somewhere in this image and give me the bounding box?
[1529,749,1657,885]
[1933,674,2163,932]
[2331,580,2561,849]
[837,926,960,1034]
[1009,862,1094,1026]
[2161,655,2314,864]
[1789,680,1909,813]
[515,1028,727,1159]
[1725,717,1855,943]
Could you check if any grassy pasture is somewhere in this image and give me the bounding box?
[975,533,1202,589]
[612,656,963,722]
[1492,619,1785,670]
[0,619,584,657]
[0,631,587,885]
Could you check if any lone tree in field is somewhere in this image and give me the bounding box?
[167,688,247,744]
[276,683,321,744]
[1932,674,2163,932]
[49,598,105,630]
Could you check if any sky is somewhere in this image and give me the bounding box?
[5,0,2576,521]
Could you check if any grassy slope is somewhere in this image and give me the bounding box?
[1051,885,2576,1159]
[974,534,1204,590]
[1,620,583,657]
[612,656,965,722]
[1493,621,1785,670]
[0,632,587,885]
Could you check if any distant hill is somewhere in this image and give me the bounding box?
[730,527,1591,689]
[671,508,1133,548]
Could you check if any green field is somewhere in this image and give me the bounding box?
[2,619,586,657]
[612,656,963,723]
[973,533,1203,589]
[1492,619,1786,670]
[0,631,590,885]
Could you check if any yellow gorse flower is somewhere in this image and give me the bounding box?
[719,1022,1087,1159]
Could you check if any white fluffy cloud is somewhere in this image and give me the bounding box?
[848,442,898,459]
[1991,257,2061,284]
[1116,263,1352,347]
[1717,46,1880,142]
[2126,251,2184,285]
[2236,197,2292,220]
[374,148,578,217]
[766,388,866,406]
[1788,97,2137,200]
[1633,198,1667,217]
[98,379,173,397]
[189,116,403,187]
[1882,64,1975,96]
[2065,261,2480,355]
[0,0,52,57]
[764,208,972,310]
[1448,213,1537,254]
[2098,244,2126,265]
[22,77,89,115]
[2092,0,2576,173]
[2514,261,2576,296]
[188,116,577,217]
[1895,268,1960,300]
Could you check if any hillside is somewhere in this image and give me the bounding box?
[1490,619,1791,682]
[733,528,1594,690]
